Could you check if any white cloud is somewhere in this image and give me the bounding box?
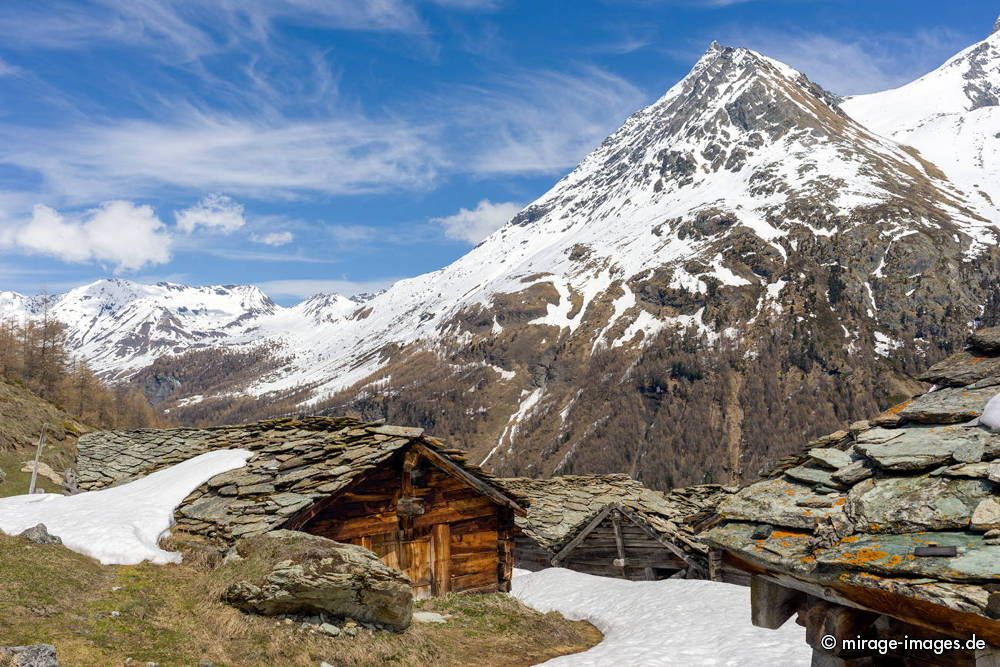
[450,67,647,175]
[0,57,20,77]
[252,231,294,246]
[433,199,522,243]
[256,277,399,299]
[0,113,441,201]
[175,193,245,233]
[0,1,427,61]
[10,201,171,271]
[723,27,968,95]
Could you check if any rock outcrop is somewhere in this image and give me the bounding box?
[220,530,413,631]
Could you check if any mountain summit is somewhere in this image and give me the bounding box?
[9,35,1000,488]
[843,27,1000,221]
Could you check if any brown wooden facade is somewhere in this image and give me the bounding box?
[287,442,522,598]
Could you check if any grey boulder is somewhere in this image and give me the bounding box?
[221,530,412,631]
[0,644,59,667]
[17,524,62,546]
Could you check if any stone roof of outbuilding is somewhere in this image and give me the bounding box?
[76,416,520,543]
[497,474,732,556]
[704,327,1000,621]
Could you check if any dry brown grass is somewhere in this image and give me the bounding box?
[0,534,599,666]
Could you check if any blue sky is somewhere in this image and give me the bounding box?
[0,0,995,304]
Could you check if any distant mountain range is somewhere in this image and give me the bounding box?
[5,20,1000,488]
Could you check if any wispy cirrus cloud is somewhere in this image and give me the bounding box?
[256,277,399,299]
[252,231,294,246]
[0,1,429,62]
[447,66,646,175]
[0,112,443,202]
[716,26,969,95]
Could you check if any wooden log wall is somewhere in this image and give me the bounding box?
[297,446,514,597]
[556,511,687,580]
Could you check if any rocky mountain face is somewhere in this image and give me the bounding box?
[6,28,1000,489]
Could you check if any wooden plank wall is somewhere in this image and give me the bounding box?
[559,512,687,580]
[298,447,514,596]
[512,535,555,571]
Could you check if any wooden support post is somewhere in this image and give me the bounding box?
[497,507,514,592]
[431,523,450,596]
[611,509,627,575]
[27,427,46,495]
[751,575,805,629]
[708,548,722,582]
[399,450,419,540]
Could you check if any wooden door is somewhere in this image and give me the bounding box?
[365,531,434,598]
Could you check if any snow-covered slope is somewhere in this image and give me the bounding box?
[843,21,1000,221]
[0,449,251,565]
[511,568,809,666]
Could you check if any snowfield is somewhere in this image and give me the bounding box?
[0,449,251,565]
[511,568,810,667]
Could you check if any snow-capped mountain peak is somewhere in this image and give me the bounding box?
[842,23,1000,221]
[8,34,1000,487]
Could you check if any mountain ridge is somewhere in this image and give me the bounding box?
[6,33,1000,488]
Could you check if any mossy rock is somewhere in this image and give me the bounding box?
[220,530,413,631]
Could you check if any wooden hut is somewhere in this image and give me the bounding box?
[703,328,1000,666]
[498,475,730,580]
[76,417,524,598]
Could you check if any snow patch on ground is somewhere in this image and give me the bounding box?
[511,568,810,667]
[0,449,252,565]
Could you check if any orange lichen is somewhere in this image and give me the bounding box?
[799,555,817,564]
[886,555,903,567]
[833,547,889,566]
[840,535,861,543]
[885,399,912,415]
[771,530,809,539]
[834,498,847,506]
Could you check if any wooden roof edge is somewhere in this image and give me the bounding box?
[412,441,526,515]
[719,548,1000,645]
[550,502,695,566]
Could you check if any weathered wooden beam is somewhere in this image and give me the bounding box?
[414,443,525,515]
[751,575,805,629]
[723,549,1000,646]
[615,504,692,565]
[708,547,723,582]
[431,523,450,596]
[552,505,614,566]
[611,509,627,575]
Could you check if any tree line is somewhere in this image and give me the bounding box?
[0,299,160,430]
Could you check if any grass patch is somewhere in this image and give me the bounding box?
[0,534,600,666]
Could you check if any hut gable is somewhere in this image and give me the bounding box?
[498,474,730,579]
[76,417,523,597]
[703,327,1000,662]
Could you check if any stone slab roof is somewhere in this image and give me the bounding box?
[76,416,520,542]
[704,327,1000,622]
[497,474,732,557]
